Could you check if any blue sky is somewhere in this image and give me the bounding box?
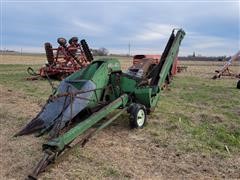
[1,1,239,56]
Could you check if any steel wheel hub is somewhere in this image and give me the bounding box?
[137,109,145,126]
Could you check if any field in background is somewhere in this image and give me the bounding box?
[0,54,239,179]
[1,53,239,68]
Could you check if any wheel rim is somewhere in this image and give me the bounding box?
[137,109,145,127]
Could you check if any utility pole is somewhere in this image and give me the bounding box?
[20,48,22,61]
[128,42,131,57]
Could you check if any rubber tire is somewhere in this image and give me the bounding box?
[237,80,240,89]
[44,42,54,65]
[80,39,94,62]
[128,103,147,129]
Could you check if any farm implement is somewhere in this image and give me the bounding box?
[15,29,185,179]
[27,37,93,80]
[212,50,240,89]
[133,54,187,76]
[212,50,240,79]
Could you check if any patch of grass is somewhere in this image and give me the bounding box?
[103,167,121,178]
[148,75,240,155]
[1,63,238,156]
[0,64,57,101]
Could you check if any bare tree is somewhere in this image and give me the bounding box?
[91,48,109,56]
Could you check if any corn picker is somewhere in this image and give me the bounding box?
[15,29,185,179]
[27,37,93,80]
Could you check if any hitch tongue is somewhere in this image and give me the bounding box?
[27,149,55,180]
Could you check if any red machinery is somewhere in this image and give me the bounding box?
[128,54,179,88]
[132,54,179,75]
[27,37,93,80]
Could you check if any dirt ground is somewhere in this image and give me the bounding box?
[0,84,239,179]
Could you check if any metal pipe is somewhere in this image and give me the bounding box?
[43,94,129,152]
[81,107,127,147]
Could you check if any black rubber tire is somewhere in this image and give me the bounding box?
[128,103,147,129]
[44,42,54,65]
[80,39,94,62]
[237,80,240,89]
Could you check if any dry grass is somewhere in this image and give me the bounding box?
[0,86,43,179]
[0,55,239,179]
[0,54,45,65]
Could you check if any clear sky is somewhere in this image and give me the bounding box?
[1,1,239,56]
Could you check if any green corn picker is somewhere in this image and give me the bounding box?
[15,29,185,179]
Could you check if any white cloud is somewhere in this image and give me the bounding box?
[183,33,239,56]
[135,31,165,41]
[71,19,105,35]
[3,2,238,56]
[135,23,174,41]
[130,23,177,42]
[189,34,229,48]
[111,30,239,56]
